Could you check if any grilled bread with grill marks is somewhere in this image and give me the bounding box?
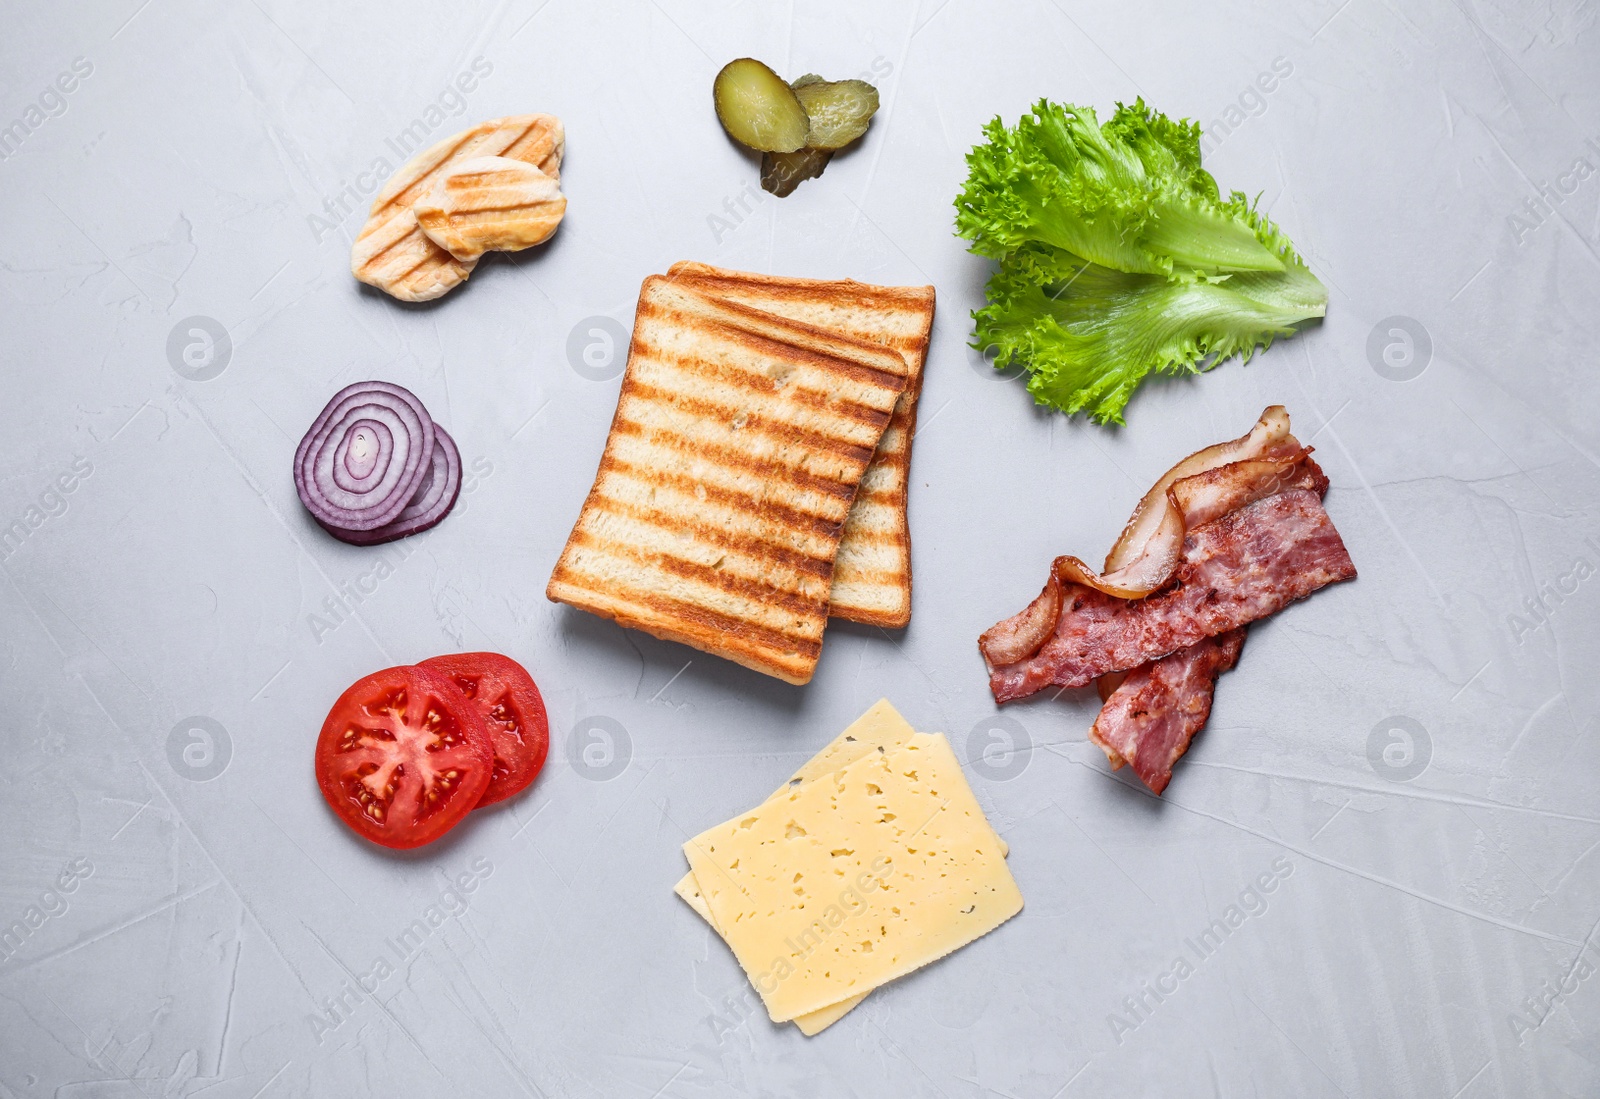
[351,114,563,302]
[546,276,909,684]
[666,262,934,627]
[413,155,566,262]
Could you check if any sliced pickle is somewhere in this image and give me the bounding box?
[713,58,810,153]
[792,79,880,151]
[761,148,833,197]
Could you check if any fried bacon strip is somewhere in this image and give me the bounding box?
[978,449,1328,672]
[1089,629,1246,795]
[1052,406,1304,600]
[978,573,1063,669]
[989,488,1356,702]
[978,406,1356,796]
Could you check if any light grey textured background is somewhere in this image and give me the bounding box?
[3,0,1599,1096]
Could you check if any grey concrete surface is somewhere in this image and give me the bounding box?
[2,0,1598,1095]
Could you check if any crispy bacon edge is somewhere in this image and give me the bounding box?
[1051,405,1304,600]
[977,444,1329,671]
[989,487,1355,699]
[979,573,1063,671]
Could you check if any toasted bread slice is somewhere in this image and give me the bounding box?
[666,262,934,627]
[547,277,909,684]
[351,115,563,302]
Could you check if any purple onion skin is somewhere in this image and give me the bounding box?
[317,426,462,546]
[295,381,434,531]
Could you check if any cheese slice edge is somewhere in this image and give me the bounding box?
[674,699,918,1033]
[686,731,1024,1022]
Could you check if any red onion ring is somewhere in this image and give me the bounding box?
[295,382,434,531]
[332,418,392,491]
[320,426,462,546]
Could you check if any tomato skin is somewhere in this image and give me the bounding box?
[315,665,494,849]
[419,653,549,807]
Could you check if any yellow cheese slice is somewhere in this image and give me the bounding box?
[675,698,918,930]
[679,872,869,1033]
[673,873,716,922]
[675,702,1011,1034]
[675,699,915,1033]
[792,994,864,1036]
[684,732,1023,1023]
[782,698,919,783]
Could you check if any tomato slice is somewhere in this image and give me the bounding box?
[420,652,549,808]
[315,665,494,849]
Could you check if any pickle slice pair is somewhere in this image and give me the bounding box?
[712,59,880,196]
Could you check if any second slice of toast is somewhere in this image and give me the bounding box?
[667,262,934,628]
[546,277,909,684]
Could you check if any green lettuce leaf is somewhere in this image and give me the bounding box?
[975,244,1327,425]
[955,98,1328,423]
[956,99,1284,277]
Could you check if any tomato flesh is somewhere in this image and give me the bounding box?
[315,665,493,849]
[420,652,549,807]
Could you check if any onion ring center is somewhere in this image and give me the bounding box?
[330,417,396,495]
[344,424,382,479]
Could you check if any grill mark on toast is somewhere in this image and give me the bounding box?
[548,574,824,663]
[669,267,935,318]
[662,266,932,631]
[565,530,828,618]
[621,375,888,458]
[597,452,847,542]
[690,317,907,394]
[607,411,867,504]
[635,293,910,391]
[584,492,835,578]
[616,384,880,474]
[832,526,908,548]
[629,336,893,428]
